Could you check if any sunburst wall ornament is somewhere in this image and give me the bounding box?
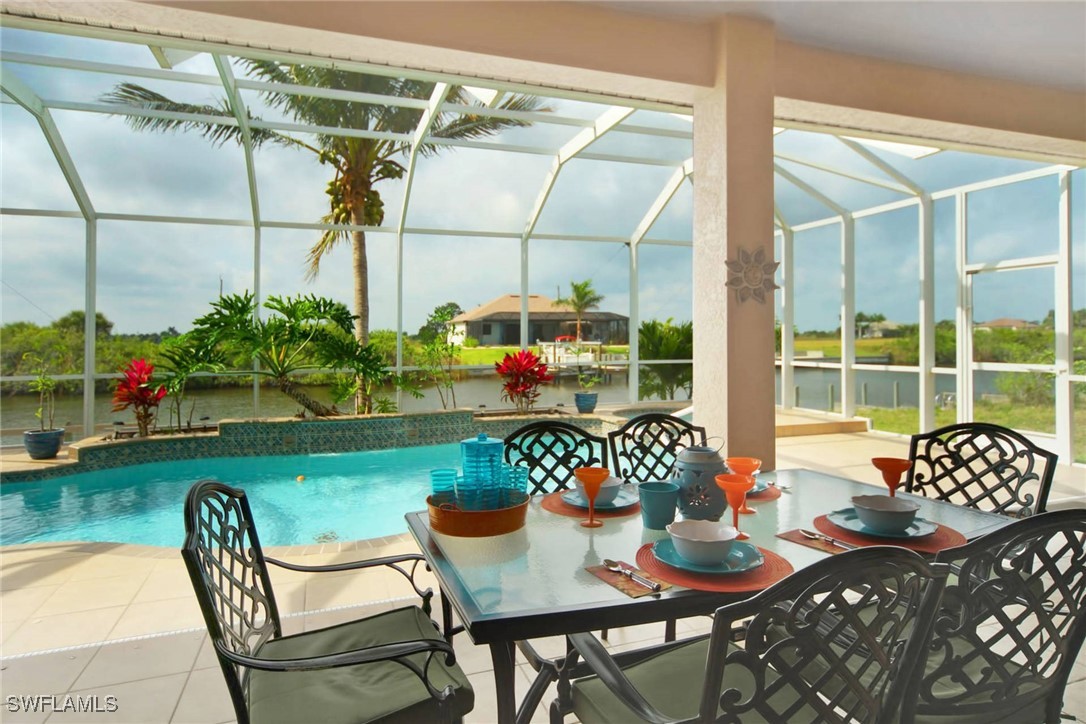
[725,247,780,303]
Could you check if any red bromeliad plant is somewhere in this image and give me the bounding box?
[495,350,554,413]
[112,358,167,437]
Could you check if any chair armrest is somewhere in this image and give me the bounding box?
[265,553,435,612]
[565,632,680,724]
[264,552,425,574]
[216,637,459,702]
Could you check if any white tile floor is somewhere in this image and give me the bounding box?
[1,430,1083,723]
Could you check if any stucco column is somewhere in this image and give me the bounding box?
[692,17,777,468]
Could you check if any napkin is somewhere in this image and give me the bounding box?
[586,561,672,598]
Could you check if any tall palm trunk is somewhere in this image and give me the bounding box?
[352,203,371,415]
[279,376,340,417]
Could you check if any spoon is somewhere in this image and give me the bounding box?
[798,529,857,550]
[603,559,661,591]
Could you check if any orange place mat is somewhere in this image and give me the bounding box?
[777,528,845,554]
[587,561,672,598]
[746,485,782,502]
[541,491,641,519]
[635,543,794,594]
[813,515,966,554]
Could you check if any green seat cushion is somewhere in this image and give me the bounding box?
[249,606,473,724]
[571,638,826,724]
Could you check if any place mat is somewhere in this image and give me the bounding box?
[586,561,672,598]
[541,491,640,519]
[635,543,794,593]
[777,528,844,554]
[746,485,782,502]
[813,515,966,554]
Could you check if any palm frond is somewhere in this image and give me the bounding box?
[305,224,349,281]
[420,92,552,157]
[100,83,289,149]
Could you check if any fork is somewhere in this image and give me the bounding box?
[799,529,857,550]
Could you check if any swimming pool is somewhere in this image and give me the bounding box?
[0,443,461,547]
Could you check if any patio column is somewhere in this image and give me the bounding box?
[692,17,777,467]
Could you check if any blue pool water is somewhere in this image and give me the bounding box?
[0,444,461,547]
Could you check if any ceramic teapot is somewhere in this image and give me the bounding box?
[671,443,727,521]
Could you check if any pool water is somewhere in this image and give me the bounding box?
[0,444,461,547]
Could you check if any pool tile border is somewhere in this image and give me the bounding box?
[1,410,621,484]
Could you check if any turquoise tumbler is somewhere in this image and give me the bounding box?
[430,468,457,506]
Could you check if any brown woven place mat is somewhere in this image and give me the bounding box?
[586,561,672,598]
[813,515,966,554]
[635,543,794,593]
[777,528,844,554]
[541,491,640,519]
[746,485,782,502]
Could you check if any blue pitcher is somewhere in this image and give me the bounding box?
[671,444,727,521]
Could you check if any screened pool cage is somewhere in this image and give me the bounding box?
[1,22,1083,461]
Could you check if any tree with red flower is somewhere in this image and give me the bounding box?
[112,358,167,437]
[495,349,554,413]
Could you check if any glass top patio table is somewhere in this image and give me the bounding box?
[406,467,1014,724]
[404,467,1012,645]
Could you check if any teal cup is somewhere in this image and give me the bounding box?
[639,481,680,529]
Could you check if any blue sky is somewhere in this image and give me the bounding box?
[1,27,1083,337]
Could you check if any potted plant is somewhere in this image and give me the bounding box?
[22,353,65,459]
[574,369,601,414]
[495,349,554,413]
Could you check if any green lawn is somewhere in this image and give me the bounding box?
[456,345,630,366]
[859,403,1086,464]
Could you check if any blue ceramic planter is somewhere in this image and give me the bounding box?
[574,392,598,414]
[24,428,65,460]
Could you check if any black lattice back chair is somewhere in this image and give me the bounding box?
[907,422,1058,517]
[550,547,947,724]
[182,480,473,724]
[607,413,707,483]
[503,420,608,495]
[916,509,1086,724]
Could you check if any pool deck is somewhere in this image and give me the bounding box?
[1,423,1083,722]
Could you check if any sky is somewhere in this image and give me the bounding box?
[1,27,1083,338]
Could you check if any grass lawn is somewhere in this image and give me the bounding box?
[457,345,630,366]
[859,403,1086,464]
[793,338,891,358]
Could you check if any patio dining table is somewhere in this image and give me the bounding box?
[405,467,1016,724]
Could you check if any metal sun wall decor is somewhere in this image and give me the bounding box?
[725,247,780,303]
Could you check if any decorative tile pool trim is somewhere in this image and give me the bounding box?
[0,411,623,484]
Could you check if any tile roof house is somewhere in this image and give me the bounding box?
[975,318,1040,332]
[448,294,629,345]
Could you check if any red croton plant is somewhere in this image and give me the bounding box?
[112,358,167,437]
[495,349,554,413]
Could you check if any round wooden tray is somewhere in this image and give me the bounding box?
[427,493,529,537]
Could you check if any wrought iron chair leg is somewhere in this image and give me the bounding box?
[664,619,676,642]
[601,628,608,640]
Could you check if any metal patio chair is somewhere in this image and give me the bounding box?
[906,421,1059,517]
[182,480,473,724]
[503,419,608,495]
[549,546,948,723]
[914,509,1086,723]
[607,413,707,483]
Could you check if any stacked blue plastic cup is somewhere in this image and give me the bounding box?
[459,433,504,510]
[501,464,530,507]
[430,468,458,506]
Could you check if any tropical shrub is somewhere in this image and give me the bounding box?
[23,353,58,431]
[112,358,166,436]
[495,349,554,413]
[638,318,693,400]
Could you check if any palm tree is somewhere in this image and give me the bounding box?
[103,61,548,410]
[554,279,604,341]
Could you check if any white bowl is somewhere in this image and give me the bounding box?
[852,494,920,533]
[574,475,623,505]
[666,519,739,565]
